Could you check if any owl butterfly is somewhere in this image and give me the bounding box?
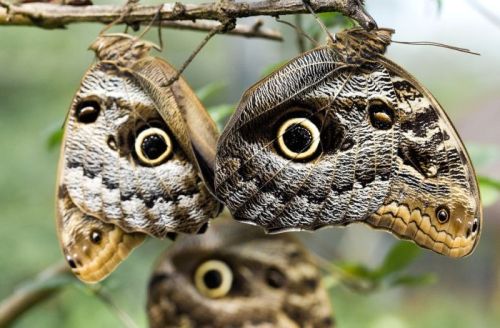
[147,216,334,328]
[215,27,482,258]
[56,34,221,283]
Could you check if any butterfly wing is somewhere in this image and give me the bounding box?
[216,46,395,230]
[365,56,482,257]
[215,34,481,257]
[56,185,145,283]
[147,216,333,328]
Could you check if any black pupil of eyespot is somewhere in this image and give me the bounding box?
[266,267,286,288]
[141,134,167,160]
[91,231,101,244]
[437,209,448,222]
[66,256,77,269]
[472,220,479,233]
[203,269,223,289]
[368,102,394,130]
[75,100,100,123]
[282,123,313,153]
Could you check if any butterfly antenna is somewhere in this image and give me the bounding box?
[275,18,320,48]
[392,40,480,56]
[301,0,336,45]
[164,18,235,87]
[99,0,141,35]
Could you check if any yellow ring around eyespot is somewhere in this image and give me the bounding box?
[194,260,233,299]
[134,127,172,166]
[277,117,320,160]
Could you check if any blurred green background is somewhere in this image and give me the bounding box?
[1,0,499,327]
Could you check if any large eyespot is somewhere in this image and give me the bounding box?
[194,260,233,299]
[134,127,173,166]
[277,117,320,160]
[435,206,450,224]
[75,100,101,123]
[368,100,395,130]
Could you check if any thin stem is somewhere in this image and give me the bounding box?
[0,262,73,327]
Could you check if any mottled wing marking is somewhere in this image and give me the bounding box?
[62,64,216,237]
[147,218,334,328]
[215,28,481,257]
[365,63,481,257]
[57,186,145,283]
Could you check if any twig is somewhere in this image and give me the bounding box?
[294,14,307,52]
[0,262,73,327]
[467,0,500,29]
[89,286,139,328]
[158,19,282,41]
[164,18,235,87]
[0,1,377,30]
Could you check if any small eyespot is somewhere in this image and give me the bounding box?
[471,219,479,234]
[90,230,102,244]
[435,206,450,224]
[265,267,287,288]
[194,260,233,299]
[197,222,209,234]
[368,100,395,130]
[277,117,320,160]
[134,127,172,166]
[107,135,118,151]
[66,256,77,269]
[75,100,101,123]
[166,232,178,241]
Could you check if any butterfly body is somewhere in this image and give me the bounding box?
[215,28,482,257]
[56,34,220,282]
[147,216,333,328]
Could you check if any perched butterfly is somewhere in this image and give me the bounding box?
[147,215,334,328]
[215,28,482,258]
[56,34,221,282]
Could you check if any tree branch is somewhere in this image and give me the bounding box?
[0,262,73,327]
[0,0,377,31]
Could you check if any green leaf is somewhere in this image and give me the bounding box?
[390,273,437,287]
[195,82,226,103]
[467,143,500,168]
[47,128,63,151]
[207,104,235,128]
[376,241,421,278]
[478,175,500,207]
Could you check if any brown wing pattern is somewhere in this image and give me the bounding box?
[215,28,481,257]
[147,217,334,328]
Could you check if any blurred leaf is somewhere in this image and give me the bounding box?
[390,273,437,287]
[337,262,375,280]
[435,0,443,13]
[44,121,64,151]
[195,82,226,103]
[478,175,500,207]
[376,241,421,278]
[207,104,235,128]
[47,128,63,151]
[261,60,289,77]
[467,143,500,168]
